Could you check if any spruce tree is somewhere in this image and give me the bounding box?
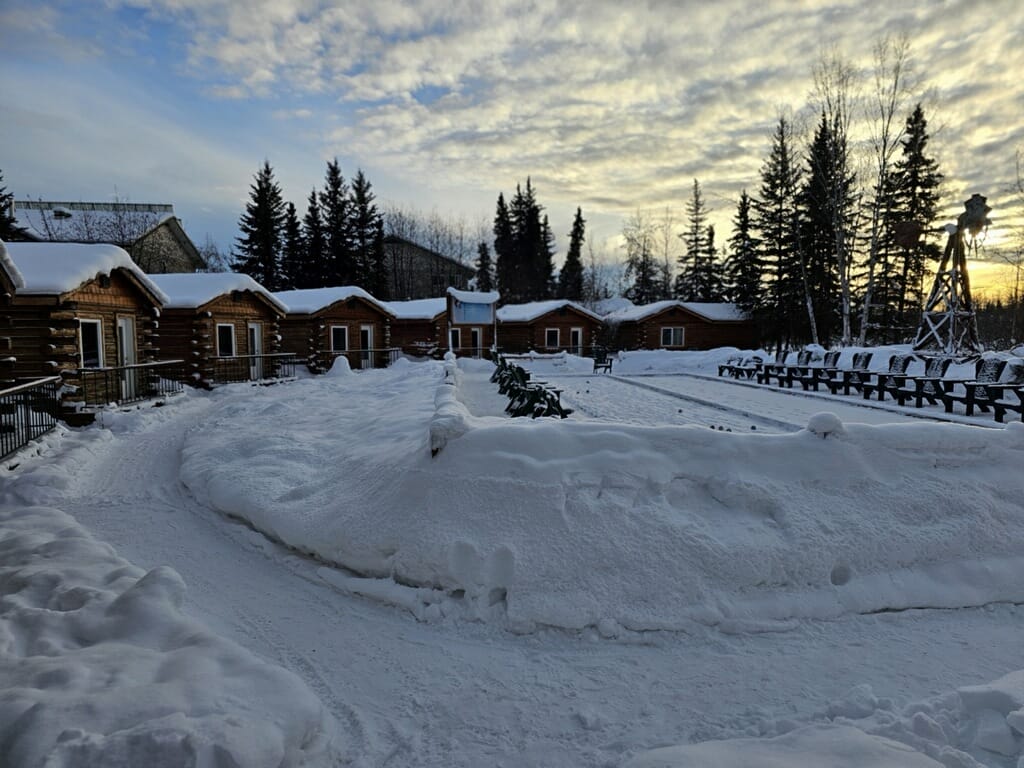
[234,160,286,290]
[493,193,514,301]
[278,201,304,290]
[557,207,585,300]
[349,169,383,291]
[888,104,943,336]
[538,213,556,299]
[301,189,327,288]
[699,225,726,301]
[0,169,21,240]
[321,159,353,285]
[475,241,494,292]
[725,191,763,312]
[753,117,803,351]
[675,179,709,300]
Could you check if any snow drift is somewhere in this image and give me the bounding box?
[180,360,1024,634]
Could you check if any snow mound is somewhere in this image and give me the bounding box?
[806,412,845,438]
[180,363,1024,634]
[0,504,334,767]
[325,354,352,376]
[625,724,942,767]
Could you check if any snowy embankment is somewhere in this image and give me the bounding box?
[179,357,1024,636]
[0,415,334,768]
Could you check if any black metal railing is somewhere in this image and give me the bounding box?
[76,360,187,407]
[210,353,300,384]
[1,376,62,460]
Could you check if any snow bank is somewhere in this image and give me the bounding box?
[632,668,1024,768]
[179,362,1024,634]
[0,503,334,767]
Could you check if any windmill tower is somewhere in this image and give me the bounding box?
[912,193,990,355]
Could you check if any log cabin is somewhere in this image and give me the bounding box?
[1,240,167,411]
[275,286,397,372]
[149,273,288,387]
[0,242,19,386]
[603,301,756,350]
[496,300,604,356]
[384,297,447,357]
[446,288,499,358]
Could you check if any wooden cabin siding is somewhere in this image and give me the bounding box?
[6,270,159,381]
[280,298,393,371]
[612,306,757,350]
[158,291,282,386]
[390,317,443,355]
[498,309,602,355]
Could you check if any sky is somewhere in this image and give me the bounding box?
[1,0,1022,294]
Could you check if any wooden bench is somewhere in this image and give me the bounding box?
[592,347,613,373]
[756,351,790,385]
[994,384,1024,423]
[941,358,1010,417]
[775,350,814,388]
[860,353,916,402]
[717,355,743,377]
[824,352,875,396]
[894,356,953,408]
[797,350,841,391]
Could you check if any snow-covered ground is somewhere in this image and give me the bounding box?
[4,349,1024,766]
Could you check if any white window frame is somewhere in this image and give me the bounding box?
[330,325,349,352]
[216,323,236,357]
[545,328,560,349]
[79,318,103,368]
[470,327,482,358]
[661,326,685,347]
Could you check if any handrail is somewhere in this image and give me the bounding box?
[76,360,187,406]
[1,376,62,460]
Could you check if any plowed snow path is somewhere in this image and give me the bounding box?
[50,389,1024,766]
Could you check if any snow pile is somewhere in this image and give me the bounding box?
[179,363,1024,634]
[0,502,334,767]
[502,350,594,374]
[431,353,473,454]
[632,671,1024,768]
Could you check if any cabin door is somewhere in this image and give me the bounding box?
[360,325,374,369]
[248,323,263,380]
[470,327,482,358]
[570,327,583,356]
[116,316,137,400]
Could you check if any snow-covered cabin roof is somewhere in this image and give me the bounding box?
[0,239,26,291]
[2,241,168,303]
[496,300,603,323]
[149,272,288,314]
[605,300,748,323]
[274,286,394,316]
[383,297,447,321]
[447,287,499,304]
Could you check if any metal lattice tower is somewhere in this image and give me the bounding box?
[912,194,990,355]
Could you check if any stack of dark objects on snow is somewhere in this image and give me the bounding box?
[490,357,573,419]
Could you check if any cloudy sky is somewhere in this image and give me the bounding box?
[2,0,1022,291]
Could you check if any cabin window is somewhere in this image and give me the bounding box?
[216,323,236,357]
[79,319,103,368]
[545,328,560,349]
[331,325,349,352]
[661,327,685,347]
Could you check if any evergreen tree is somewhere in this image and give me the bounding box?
[725,190,763,312]
[234,160,286,290]
[278,201,304,290]
[475,241,494,292]
[557,207,585,300]
[493,193,514,301]
[675,179,708,300]
[301,189,327,288]
[887,104,943,337]
[538,213,556,299]
[349,169,384,292]
[369,217,389,299]
[753,117,803,350]
[798,111,858,344]
[0,169,22,240]
[321,159,353,285]
[699,225,726,301]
